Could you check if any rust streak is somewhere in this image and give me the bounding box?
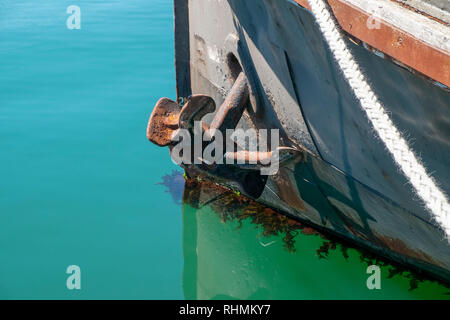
[273,170,306,212]
[374,231,444,267]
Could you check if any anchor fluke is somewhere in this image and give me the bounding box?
[147,98,180,147]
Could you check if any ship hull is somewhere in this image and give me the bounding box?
[172,0,450,282]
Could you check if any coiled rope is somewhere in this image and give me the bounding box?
[307,0,450,240]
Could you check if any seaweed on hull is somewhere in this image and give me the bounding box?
[157,170,449,292]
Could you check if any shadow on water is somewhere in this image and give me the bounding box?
[157,171,450,300]
[156,169,186,205]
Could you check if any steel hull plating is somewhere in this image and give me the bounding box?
[172,0,450,282]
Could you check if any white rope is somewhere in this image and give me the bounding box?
[307,0,450,240]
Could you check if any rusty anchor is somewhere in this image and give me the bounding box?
[147,71,298,173]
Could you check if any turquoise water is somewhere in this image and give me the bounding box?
[0,0,181,299]
[0,0,448,299]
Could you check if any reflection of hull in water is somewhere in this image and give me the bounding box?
[152,0,450,283]
[181,179,449,299]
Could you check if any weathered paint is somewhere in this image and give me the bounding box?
[293,0,450,87]
[393,0,450,25]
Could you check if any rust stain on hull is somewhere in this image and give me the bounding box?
[374,231,444,268]
[273,170,306,212]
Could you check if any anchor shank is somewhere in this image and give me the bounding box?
[209,72,249,133]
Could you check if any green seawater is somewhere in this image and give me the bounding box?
[0,0,448,299]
